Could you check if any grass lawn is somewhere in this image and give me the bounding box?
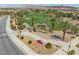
[23,12,77,31]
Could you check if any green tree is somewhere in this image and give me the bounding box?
[16,11,25,38]
[62,21,69,41]
[31,17,36,32]
[49,17,56,33]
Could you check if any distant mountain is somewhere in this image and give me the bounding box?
[0,4,77,9]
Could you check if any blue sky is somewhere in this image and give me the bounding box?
[0,4,79,7]
[0,4,25,7]
[32,4,79,7]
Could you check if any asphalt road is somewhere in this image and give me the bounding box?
[0,16,25,55]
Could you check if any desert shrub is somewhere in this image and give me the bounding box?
[45,42,52,49]
[71,36,75,39]
[11,24,16,30]
[15,22,18,25]
[76,43,79,48]
[76,34,79,37]
[67,50,75,55]
[20,36,24,39]
[10,20,13,24]
[28,40,32,44]
[17,24,25,30]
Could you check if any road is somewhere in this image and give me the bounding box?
[0,16,25,55]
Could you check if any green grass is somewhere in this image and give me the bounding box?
[21,12,78,31]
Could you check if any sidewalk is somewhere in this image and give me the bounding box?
[53,37,79,55]
[22,31,67,46]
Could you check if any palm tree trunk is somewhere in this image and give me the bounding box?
[49,28,53,33]
[19,30,22,39]
[52,21,54,33]
[62,30,66,41]
[33,26,36,32]
[32,19,36,32]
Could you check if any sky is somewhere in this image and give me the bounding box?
[0,4,79,8]
[32,4,79,7]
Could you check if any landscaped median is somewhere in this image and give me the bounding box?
[6,16,37,55]
[20,36,58,54]
[8,15,60,55]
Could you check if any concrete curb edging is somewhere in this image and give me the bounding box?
[6,16,38,55]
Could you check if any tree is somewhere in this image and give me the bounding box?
[49,17,55,33]
[17,24,25,38]
[70,25,79,35]
[16,12,25,38]
[56,12,65,19]
[72,13,78,20]
[43,14,49,32]
[31,17,36,32]
[62,21,69,41]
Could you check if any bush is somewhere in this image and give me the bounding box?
[10,20,13,23]
[67,50,75,55]
[76,34,79,37]
[45,42,52,49]
[17,35,19,37]
[15,22,18,25]
[20,36,24,39]
[17,24,25,30]
[28,40,32,44]
[11,24,16,30]
[76,43,79,48]
[71,36,75,39]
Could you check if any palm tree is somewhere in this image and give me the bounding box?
[70,25,79,35]
[31,17,36,32]
[47,9,58,17]
[17,17,25,38]
[43,14,49,32]
[72,13,78,20]
[46,9,57,33]
[17,23,25,38]
[62,21,69,41]
[15,11,25,38]
[49,17,55,33]
[56,12,66,20]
